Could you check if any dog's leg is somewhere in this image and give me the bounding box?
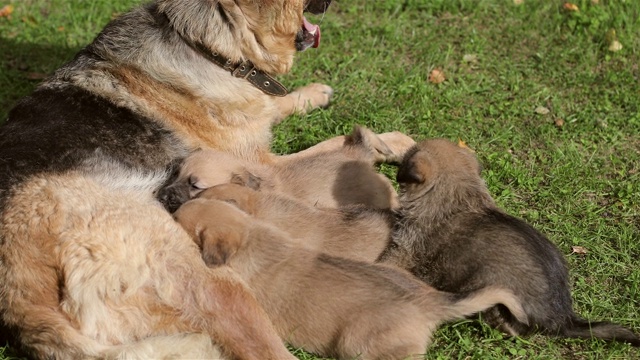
[375,131,417,163]
[273,83,333,123]
[181,267,296,360]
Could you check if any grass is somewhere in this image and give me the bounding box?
[1,0,639,358]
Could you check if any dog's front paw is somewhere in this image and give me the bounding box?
[290,83,334,113]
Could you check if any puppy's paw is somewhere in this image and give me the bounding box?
[198,183,258,215]
[290,82,334,113]
[376,131,417,163]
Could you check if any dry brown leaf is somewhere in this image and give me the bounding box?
[429,69,445,84]
[554,118,564,127]
[0,4,14,17]
[571,246,588,255]
[563,2,579,11]
[513,0,524,5]
[457,139,475,152]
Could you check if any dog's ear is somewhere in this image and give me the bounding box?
[396,159,424,184]
[230,170,262,191]
[346,125,394,161]
[396,152,435,186]
[199,221,249,266]
[200,230,233,266]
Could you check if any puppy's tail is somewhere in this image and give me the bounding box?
[440,286,528,325]
[560,316,640,346]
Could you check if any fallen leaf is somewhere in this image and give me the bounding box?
[591,0,599,4]
[535,106,550,115]
[0,4,14,17]
[563,2,579,11]
[57,26,65,32]
[428,69,445,84]
[571,246,588,255]
[513,0,524,5]
[429,69,445,83]
[457,139,475,152]
[554,118,564,127]
[608,40,623,52]
[462,54,478,63]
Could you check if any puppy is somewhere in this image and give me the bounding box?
[380,139,640,346]
[0,0,335,358]
[158,125,416,212]
[173,192,529,360]
[197,183,392,263]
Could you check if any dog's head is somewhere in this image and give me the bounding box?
[396,139,483,201]
[158,0,331,75]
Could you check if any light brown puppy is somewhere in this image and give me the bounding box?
[0,0,336,358]
[174,195,529,360]
[198,183,392,263]
[158,126,416,212]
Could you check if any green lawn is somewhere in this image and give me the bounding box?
[1,0,639,359]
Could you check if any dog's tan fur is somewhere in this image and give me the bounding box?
[0,0,335,358]
[159,126,416,212]
[173,196,529,360]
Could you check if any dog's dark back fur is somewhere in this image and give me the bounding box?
[381,139,640,346]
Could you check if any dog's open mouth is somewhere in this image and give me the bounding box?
[297,16,321,51]
[297,0,330,51]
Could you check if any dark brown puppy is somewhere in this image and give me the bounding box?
[174,193,528,360]
[0,0,334,358]
[381,139,640,346]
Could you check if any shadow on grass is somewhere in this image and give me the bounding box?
[0,36,80,121]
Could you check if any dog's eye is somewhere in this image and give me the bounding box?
[188,175,207,190]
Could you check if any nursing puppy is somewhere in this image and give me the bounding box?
[381,139,640,346]
[198,183,392,263]
[0,0,335,358]
[159,125,415,212]
[174,193,528,360]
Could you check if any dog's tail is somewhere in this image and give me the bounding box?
[438,286,528,326]
[559,316,640,346]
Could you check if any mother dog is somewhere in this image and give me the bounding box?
[0,0,333,358]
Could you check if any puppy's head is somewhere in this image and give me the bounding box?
[396,139,482,201]
[174,198,251,266]
[157,150,259,212]
[158,0,331,75]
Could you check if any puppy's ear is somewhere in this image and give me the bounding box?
[396,154,435,185]
[199,225,248,266]
[396,160,424,184]
[230,170,262,191]
[346,125,394,161]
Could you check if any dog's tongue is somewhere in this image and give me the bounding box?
[303,16,321,48]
